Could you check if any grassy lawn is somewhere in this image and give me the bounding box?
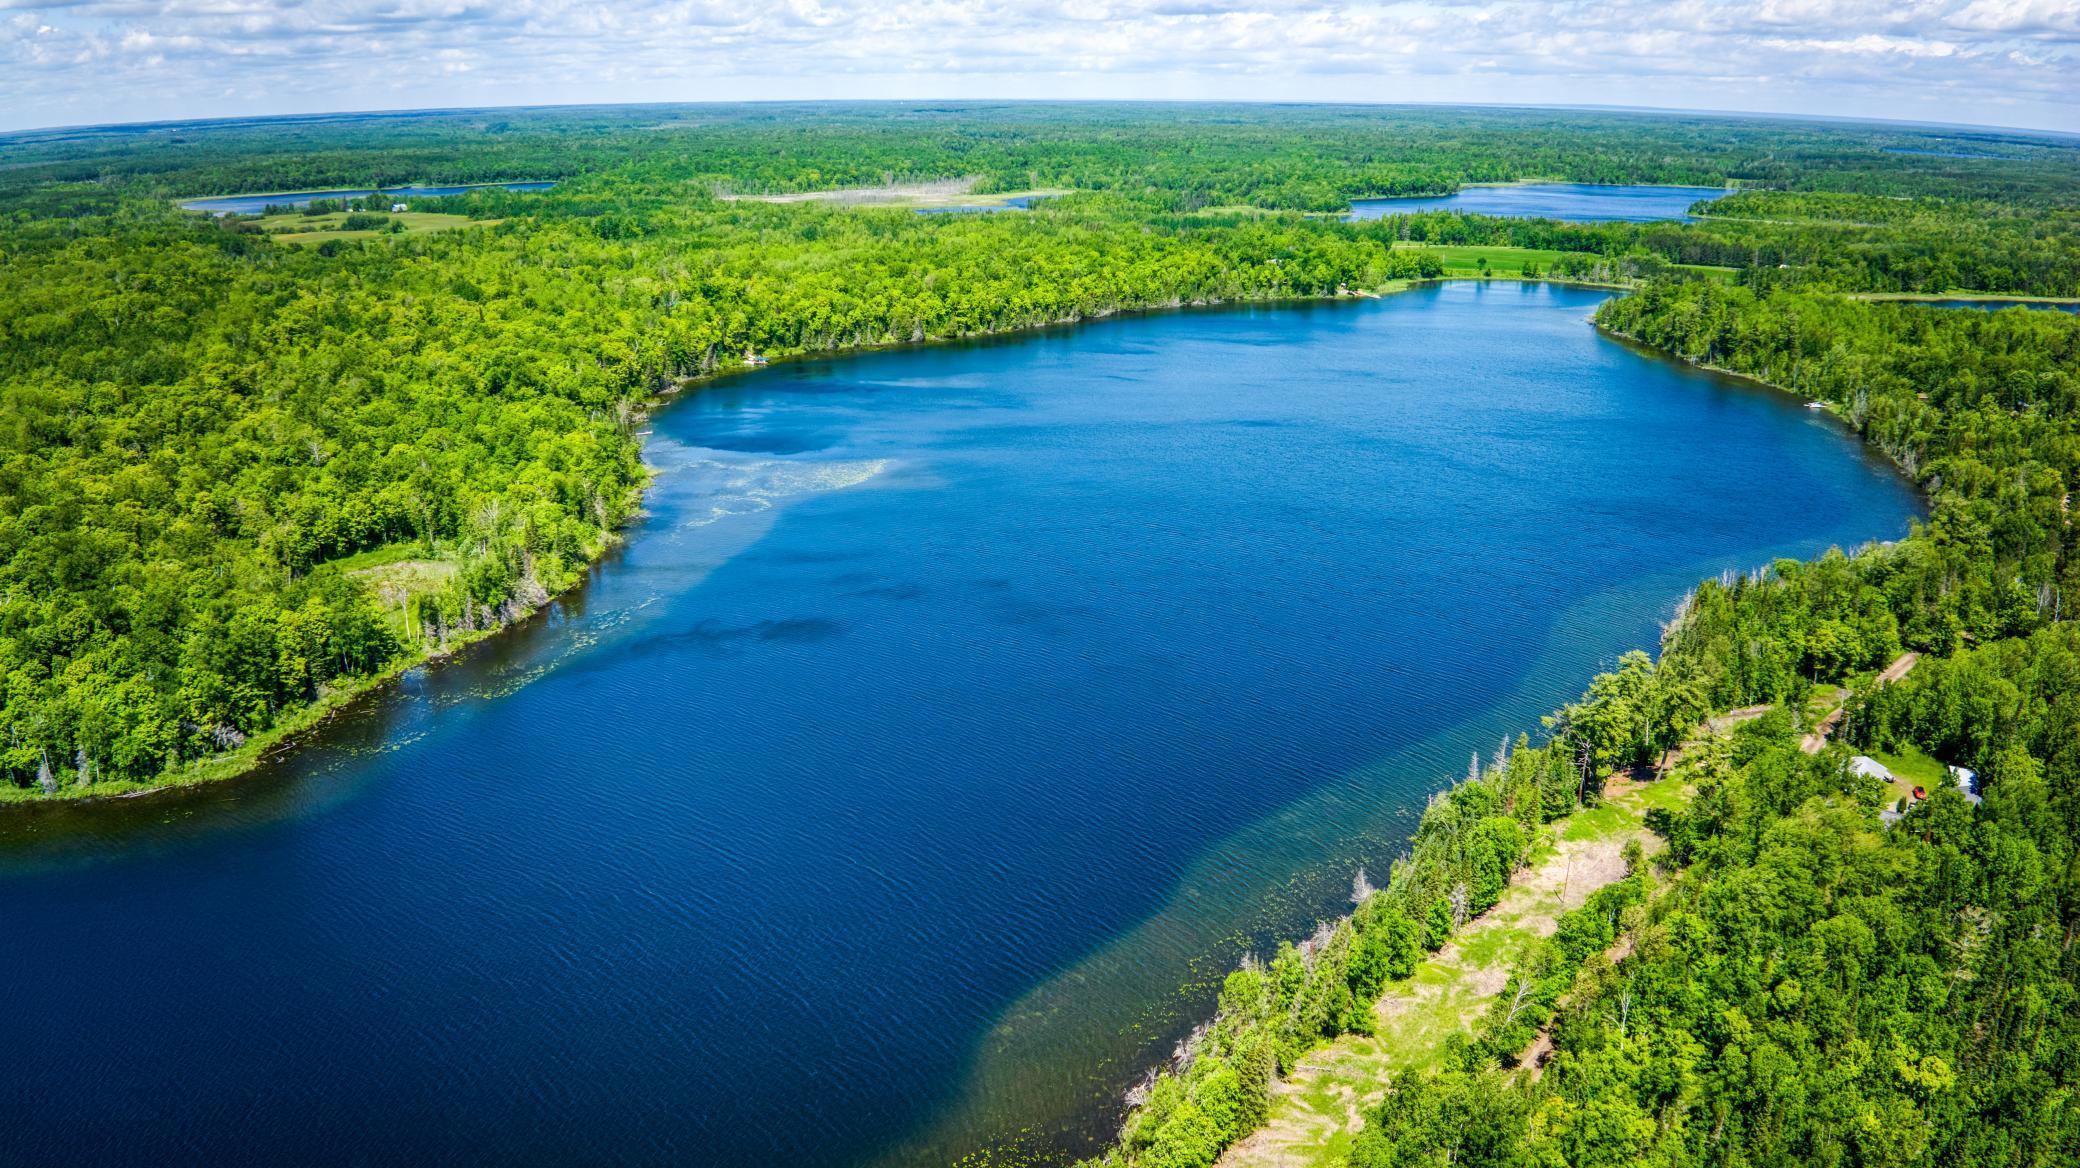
[1868,744,1952,810]
[1674,262,1742,283]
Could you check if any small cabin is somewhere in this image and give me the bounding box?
[1849,755,1895,783]
[390,203,409,213]
[1950,765,1982,806]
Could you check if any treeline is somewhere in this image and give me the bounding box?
[11,104,2080,218]
[1364,194,2080,297]
[1599,282,2078,621]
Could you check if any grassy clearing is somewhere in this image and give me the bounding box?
[1674,262,1742,283]
[725,178,1072,210]
[1387,242,1737,284]
[345,546,460,640]
[258,210,499,244]
[1851,290,2080,305]
[1391,241,1560,276]
[1219,774,1679,1168]
[1868,743,1951,812]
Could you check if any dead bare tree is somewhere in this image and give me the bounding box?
[1501,977,1536,1029]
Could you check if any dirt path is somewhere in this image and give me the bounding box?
[1216,776,1683,1168]
[1801,652,1918,754]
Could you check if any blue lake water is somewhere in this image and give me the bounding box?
[1348,182,1729,222]
[1923,298,2079,313]
[0,284,1919,1167]
[915,195,1046,215]
[181,181,556,214]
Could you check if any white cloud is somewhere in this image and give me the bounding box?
[0,0,2073,132]
[1759,33,1961,56]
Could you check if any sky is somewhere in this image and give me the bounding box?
[2,0,2076,136]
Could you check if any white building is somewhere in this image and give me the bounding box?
[1849,755,1895,783]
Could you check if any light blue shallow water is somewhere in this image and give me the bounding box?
[0,283,1918,1167]
[1348,182,1729,222]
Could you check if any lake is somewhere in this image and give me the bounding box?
[915,195,1046,215]
[0,284,1919,1167]
[181,181,556,214]
[1348,182,1729,222]
[1924,298,2079,313]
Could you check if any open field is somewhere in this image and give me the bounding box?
[720,177,1070,210]
[1850,290,2080,305]
[255,210,499,244]
[1389,241,1739,283]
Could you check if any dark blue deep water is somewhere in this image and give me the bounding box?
[1348,182,1728,222]
[0,284,1918,1167]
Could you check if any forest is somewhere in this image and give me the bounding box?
[4,101,2079,1167]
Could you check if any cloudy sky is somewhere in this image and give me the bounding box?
[3,0,2075,135]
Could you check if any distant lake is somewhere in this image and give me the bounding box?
[182,181,556,214]
[0,284,1918,1168]
[915,195,1046,215]
[1348,182,1729,222]
[1923,298,2079,313]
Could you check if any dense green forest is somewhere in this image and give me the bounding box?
[4,100,2080,1167]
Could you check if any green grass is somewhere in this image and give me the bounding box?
[1674,262,1742,283]
[1852,290,2080,305]
[1558,799,1636,842]
[1388,242,1738,284]
[258,210,499,244]
[1392,241,1561,276]
[1632,777,1690,814]
[1870,744,1949,790]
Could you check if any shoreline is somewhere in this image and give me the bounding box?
[3,280,1435,810]
[175,179,559,212]
[1347,177,1737,207]
[0,277,1682,812]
